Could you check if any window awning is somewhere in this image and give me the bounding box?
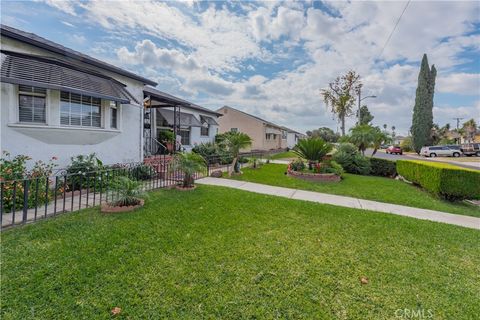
[158,109,202,127]
[265,127,281,134]
[200,115,218,126]
[1,51,137,104]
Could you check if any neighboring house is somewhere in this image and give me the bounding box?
[216,106,304,151]
[143,86,221,153]
[393,135,406,145]
[0,25,156,168]
[282,127,306,149]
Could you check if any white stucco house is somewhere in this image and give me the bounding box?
[0,25,220,168]
[282,127,306,149]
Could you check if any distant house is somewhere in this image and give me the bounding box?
[393,135,406,145]
[216,105,304,151]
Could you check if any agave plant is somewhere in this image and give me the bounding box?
[171,152,207,188]
[293,138,333,169]
[110,176,144,207]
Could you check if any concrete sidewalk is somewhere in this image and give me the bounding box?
[196,177,480,230]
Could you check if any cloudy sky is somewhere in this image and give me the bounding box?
[2,0,479,135]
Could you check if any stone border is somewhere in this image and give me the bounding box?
[287,169,341,182]
[175,185,197,191]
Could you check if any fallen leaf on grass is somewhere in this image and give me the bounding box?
[111,307,122,316]
[360,277,369,285]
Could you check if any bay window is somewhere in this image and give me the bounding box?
[60,91,101,128]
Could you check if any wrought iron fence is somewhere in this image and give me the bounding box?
[0,157,203,229]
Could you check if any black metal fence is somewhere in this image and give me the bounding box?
[0,157,203,229]
[1,150,284,229]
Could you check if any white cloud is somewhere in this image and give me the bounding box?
[437,73,480,95]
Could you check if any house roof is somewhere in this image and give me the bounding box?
[0,24,157,86]
[219,105,304,135]
[144,86,222,117]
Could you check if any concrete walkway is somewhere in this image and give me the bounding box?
[196,177,480,230]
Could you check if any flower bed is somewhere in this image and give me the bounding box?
[287,168,341,182]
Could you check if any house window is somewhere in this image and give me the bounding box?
[60,92,101,127]
[201,125,209,136]
[282,130,287,139]
[18,85,46,123]
[265,133,270,140]
[179,129,190,145]
[110,101,118,129]
[230,128,238,133]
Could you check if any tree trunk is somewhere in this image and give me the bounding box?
[228,157,238,177]
[183,173,193,188]
[341,116,346,136]
[372,148,378,156]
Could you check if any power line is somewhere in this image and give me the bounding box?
[377,0,411,60]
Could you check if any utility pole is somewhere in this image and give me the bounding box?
[452,117,464,129]
[357,88,377,123]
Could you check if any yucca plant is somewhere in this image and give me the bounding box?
[293,138,333,169]
[110,176,144,207]
[171,152,207,188]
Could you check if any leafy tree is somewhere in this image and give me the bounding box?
[462,118,477,142]
[411,54,436,153]
[171,152,207,188]
[217,131,252,176]
[306,127,340,142]
[293,138,333,169]
[358,105,374,125]
[321,70,362,136]
[349,125,375,155]
[400,136,414,152]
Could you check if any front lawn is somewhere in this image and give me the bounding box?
[2,186,479,319]
[269,150,297,159]
[229,164,480,217]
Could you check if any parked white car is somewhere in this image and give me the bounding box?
[420,146,461,158]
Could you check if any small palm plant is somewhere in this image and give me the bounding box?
[217,131,253,176]
[110,176,144,207]
[171,152,207,188]
[293,138,333,169]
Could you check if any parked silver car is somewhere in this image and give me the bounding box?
[420,146,461,157]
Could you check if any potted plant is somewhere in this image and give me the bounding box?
[171,152,207,190]
[158,130,175,153]
[101,176,145,213]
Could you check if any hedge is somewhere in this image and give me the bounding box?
[397,160,480,200]
[370,158,397,177]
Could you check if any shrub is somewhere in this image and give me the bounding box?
[0,152,58,213]
[318,160,344,176]
[66,153,104,190]
[370,158,397,177]
[397,160,480,200]
[400,136,414,152]
[130,164,155,181]
[192,142,233,165]
[289,159,305,172]
[293,138,333,165]
[332,143,371,175]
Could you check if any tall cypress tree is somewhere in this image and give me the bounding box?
[411,54,436,153]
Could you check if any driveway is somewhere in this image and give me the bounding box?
[369,149,480,171]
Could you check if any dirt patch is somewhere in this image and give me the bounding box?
[101,199,145,213]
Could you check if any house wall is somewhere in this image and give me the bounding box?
[217,107,265,151]
[0,37,146,168]
[286,132,297,148]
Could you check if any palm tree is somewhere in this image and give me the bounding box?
[218,131,252,176]
[383,124,387,131]
[371,127,391,155]
[462,118,477,142]
[349,125,375,155]
[293,138,332,169]
[391,125,396,138]
[171,152,207,188]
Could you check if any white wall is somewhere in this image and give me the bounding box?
[286,132,297,148]
[0,37,146,169]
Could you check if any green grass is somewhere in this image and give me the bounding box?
[230,164,480,217]
[2,186,479,319]
[269,150,297,159]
